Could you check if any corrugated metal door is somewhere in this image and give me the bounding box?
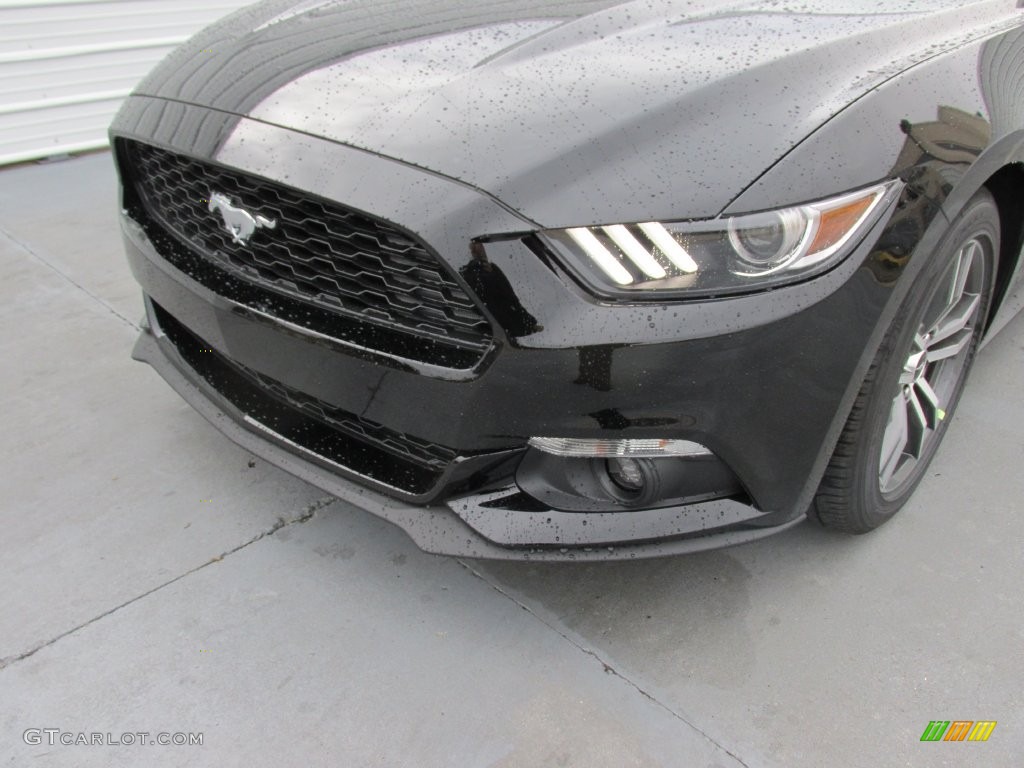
[0,0,254,166]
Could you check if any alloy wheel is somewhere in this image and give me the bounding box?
[877,235,990,495]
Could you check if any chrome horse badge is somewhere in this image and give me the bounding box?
[208,192,276,245]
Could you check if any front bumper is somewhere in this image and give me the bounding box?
[132,317,805,560]
[112,97,939,559]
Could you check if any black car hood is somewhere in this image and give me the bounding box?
[135,0,1020,227]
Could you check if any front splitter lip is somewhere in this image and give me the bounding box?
[132,325,805,560]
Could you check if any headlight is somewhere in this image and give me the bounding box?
[541,181,900,297]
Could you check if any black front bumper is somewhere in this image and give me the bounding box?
[130,308,805,560]
[112,97,938,559]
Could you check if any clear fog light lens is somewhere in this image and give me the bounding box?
[606,458,645,492]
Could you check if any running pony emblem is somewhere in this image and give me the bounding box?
[208,192,276,245]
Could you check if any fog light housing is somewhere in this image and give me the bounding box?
[516,442,742,513]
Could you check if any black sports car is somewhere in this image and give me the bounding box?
[111,0,1024,559]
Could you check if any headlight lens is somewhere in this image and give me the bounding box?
[541,181,900,297]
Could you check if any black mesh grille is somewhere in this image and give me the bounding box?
[152,301,456,496]
[122,140,492,366]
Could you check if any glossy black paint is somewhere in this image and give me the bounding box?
[111,0,1024,557]
[129,0,1024,227]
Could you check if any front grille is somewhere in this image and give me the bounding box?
[151,301,457,497]
[120,140,492,368]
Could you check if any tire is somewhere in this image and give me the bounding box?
[812,188,999,533]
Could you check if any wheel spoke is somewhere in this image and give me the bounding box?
[899,337,927,385]
[947,241,976,307]
[879,393,909,489]
[922,248,982,365]
[925,331,972,363]
[906,388,928,458]
[914,378,942,429]
[927,293,980,347]
[923,240,979,341]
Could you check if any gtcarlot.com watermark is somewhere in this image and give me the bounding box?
[24,729,203,747]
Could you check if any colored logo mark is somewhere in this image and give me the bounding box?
[920,721,996,742]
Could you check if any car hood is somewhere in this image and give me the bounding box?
[134,0,1021,228]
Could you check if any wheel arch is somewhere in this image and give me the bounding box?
[983,162,1024,331]
[929,126,1024,338]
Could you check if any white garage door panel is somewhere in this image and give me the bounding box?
[0,100,122,164]
[0,0,254,165]
[0,50,169,106]
[1,14,242,54]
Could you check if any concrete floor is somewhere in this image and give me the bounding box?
[1,152,1021,767]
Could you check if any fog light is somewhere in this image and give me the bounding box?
[606,458,645,492]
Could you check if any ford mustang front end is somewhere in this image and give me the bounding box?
[111,0,1024,558]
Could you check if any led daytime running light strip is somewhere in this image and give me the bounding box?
[568,222,698,284]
